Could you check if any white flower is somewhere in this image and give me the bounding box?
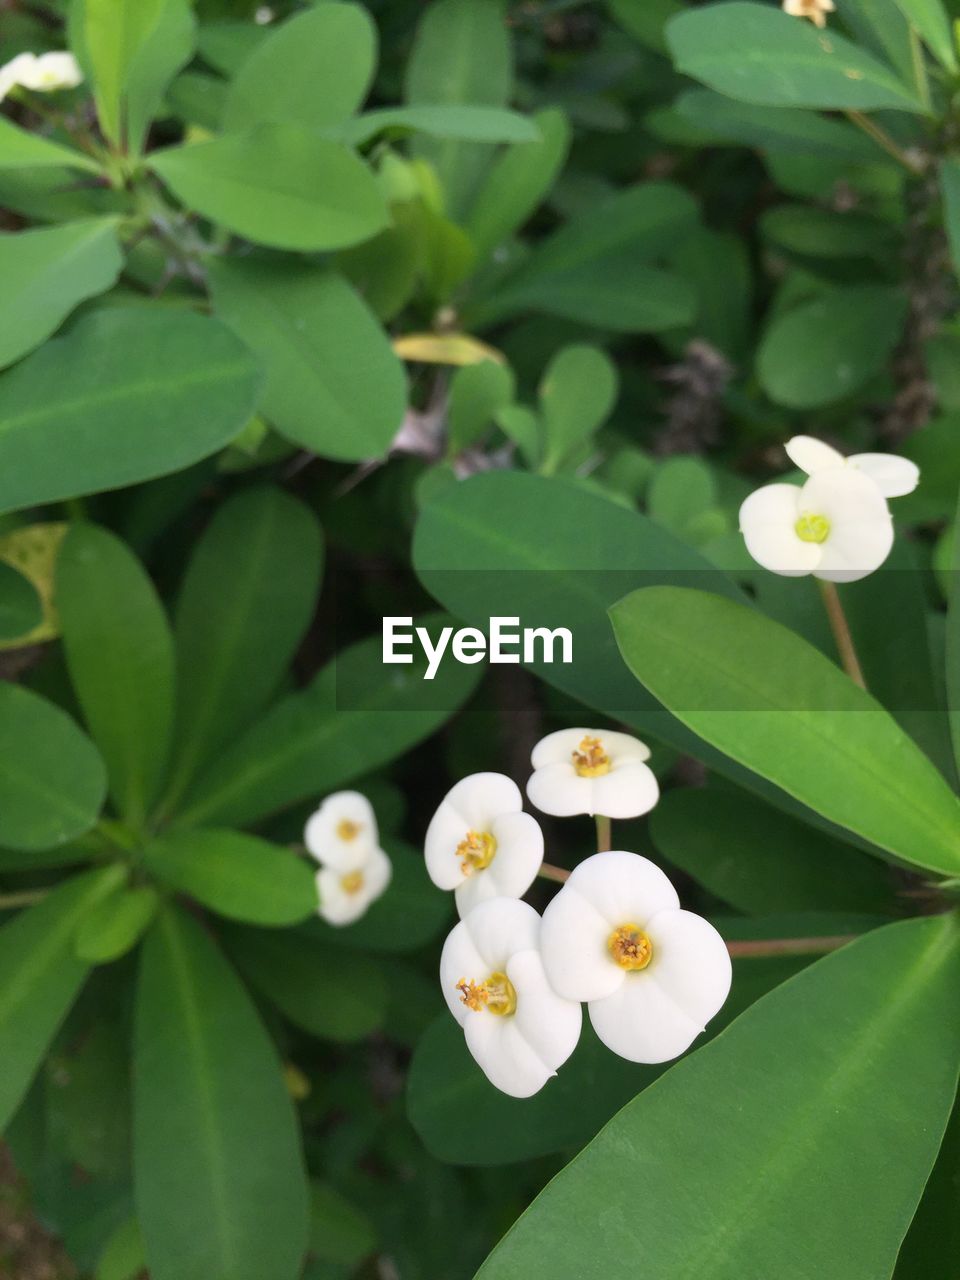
[440,897,582,1097]
[785,434,918,499]
[425,773,543,918]
[0,51,83,103]
[539,851,730,1063]
[305,791,379,872]
[782,0,835,27]
[526,728,659,819]
[316,845,392,927]
[739,467,894,583]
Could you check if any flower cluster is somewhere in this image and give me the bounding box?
[304,791,391,926]
[426,729,730,1097]
[0,51,82,103]
[739,434,918,583]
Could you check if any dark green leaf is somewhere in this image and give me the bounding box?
[0,561,41,641]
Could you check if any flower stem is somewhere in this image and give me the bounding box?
[844,110,925,173]
[538,861,570,884]
[595,814,611,853]
[818,580,867,690]
[725,934,856,959]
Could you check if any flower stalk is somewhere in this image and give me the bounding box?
[818,580,867,689]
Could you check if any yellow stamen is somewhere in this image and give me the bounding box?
[456,971,517,1016]
[572,734,611,777]
[336,818,362,841]
[608,923,654,971]
[795,513,830,544]
[340,870,365,895]
[456,830,497,875]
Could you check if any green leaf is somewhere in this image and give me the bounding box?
[96,1218,146,1280]
[760,204,893,258]
[207,259,406,461]
[465,108,570,258]
[223,924,387,1041]
[338,104,539,147]
[477,915,960,1280]
[651,787,899,916]
[468,183,698,332]
[0,682,106,852]
[308,1183,377,1268]
[894,1095,960,1279]
[84,0,167,144]
[892,0,956,70]
[163,487,322,810]
[947,489,960,779]
[75,884,159,964]
[134,905,309,1280]
[666,2,924,112]
[0,308,261,516]
[176,617,482,830]
[404,0,513,218]
[0,867,122,1132]
[224,3,376,132]
[0,219,122,371]
[539,345,618,473]
[673,89,883,159]
[757,286,907,408]
[144,830,317,926]
[150,126,389,252]
[0,561,41,641]
[447,360,514,454]
[57,522,175,825]
[940,160,960,284]
[0,116,102,174]
[125,0,196,155]
[610,587,960,876]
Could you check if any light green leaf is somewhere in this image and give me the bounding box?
[176,618,481,829]
[84,0,167,143]
[134,905,309,1280]
[0,682,106,852]
[308,1183,377,1268]
[465,108,570,258]
[447,360,515,454]
[223,923,387,1041]
[651,787,899,915]
[666,2,924,112]
[539,345,618,474]
[150,125,388,252]
[610,587,960,876]
[0,867,122,1132]
[892,0,956,70]
[648,456,717,535]
[0,562,41,641]
[757,286,907,408]
[339,104,538,147]
[609,0,683,52]
[476,915,960,1280]
[144,830,317,926]
[940,160,960,284]
[0,308,261,516]
[404,0,513,218]
[126,0,196,155]
[0,117,102,174]
[96,1217,146,1280]
[57,522,175,825]
[468,183,698,331]
[224,3,376,132]
[0,219,122,371]
[163,486,322,810]
[208,258,406,461]
[75,884,159,964]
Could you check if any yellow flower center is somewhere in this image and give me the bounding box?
[795,513,830,544]
[340,870,365,895]
[572,734,611,777]
[336,818,363,841]
[456,971,517,1017]
[608,924,654,971]
[456,830,497,875]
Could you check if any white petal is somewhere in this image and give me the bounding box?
[588,909,731,1063]
[848,452,919,498]
[424,804,471,890]
[784,435,844,475]
[526,762,593,816]
[361,846,392,902]
[589,760,659,819]
[439,918,490,1025]
[453,811,543,916]
[563,851,680,929]
[531,727,650,768]
[801,470,894,583]
[425,773,523,890]
[464,1013,555,1098]
[507,948,582,1071]
[304,791,378,871]
[17,51,82,91]
[463,896,540,969]
[316,868,369,927]
[539,879,622,1002]
[739,483,821,577]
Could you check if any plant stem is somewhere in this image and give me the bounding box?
[818,580,867,689]
[845,110,925,173]
[538,861,570,884]
[595,814,611,852]
[908,25,932,114]
[725,934,856,959]
[0,889,47,909]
